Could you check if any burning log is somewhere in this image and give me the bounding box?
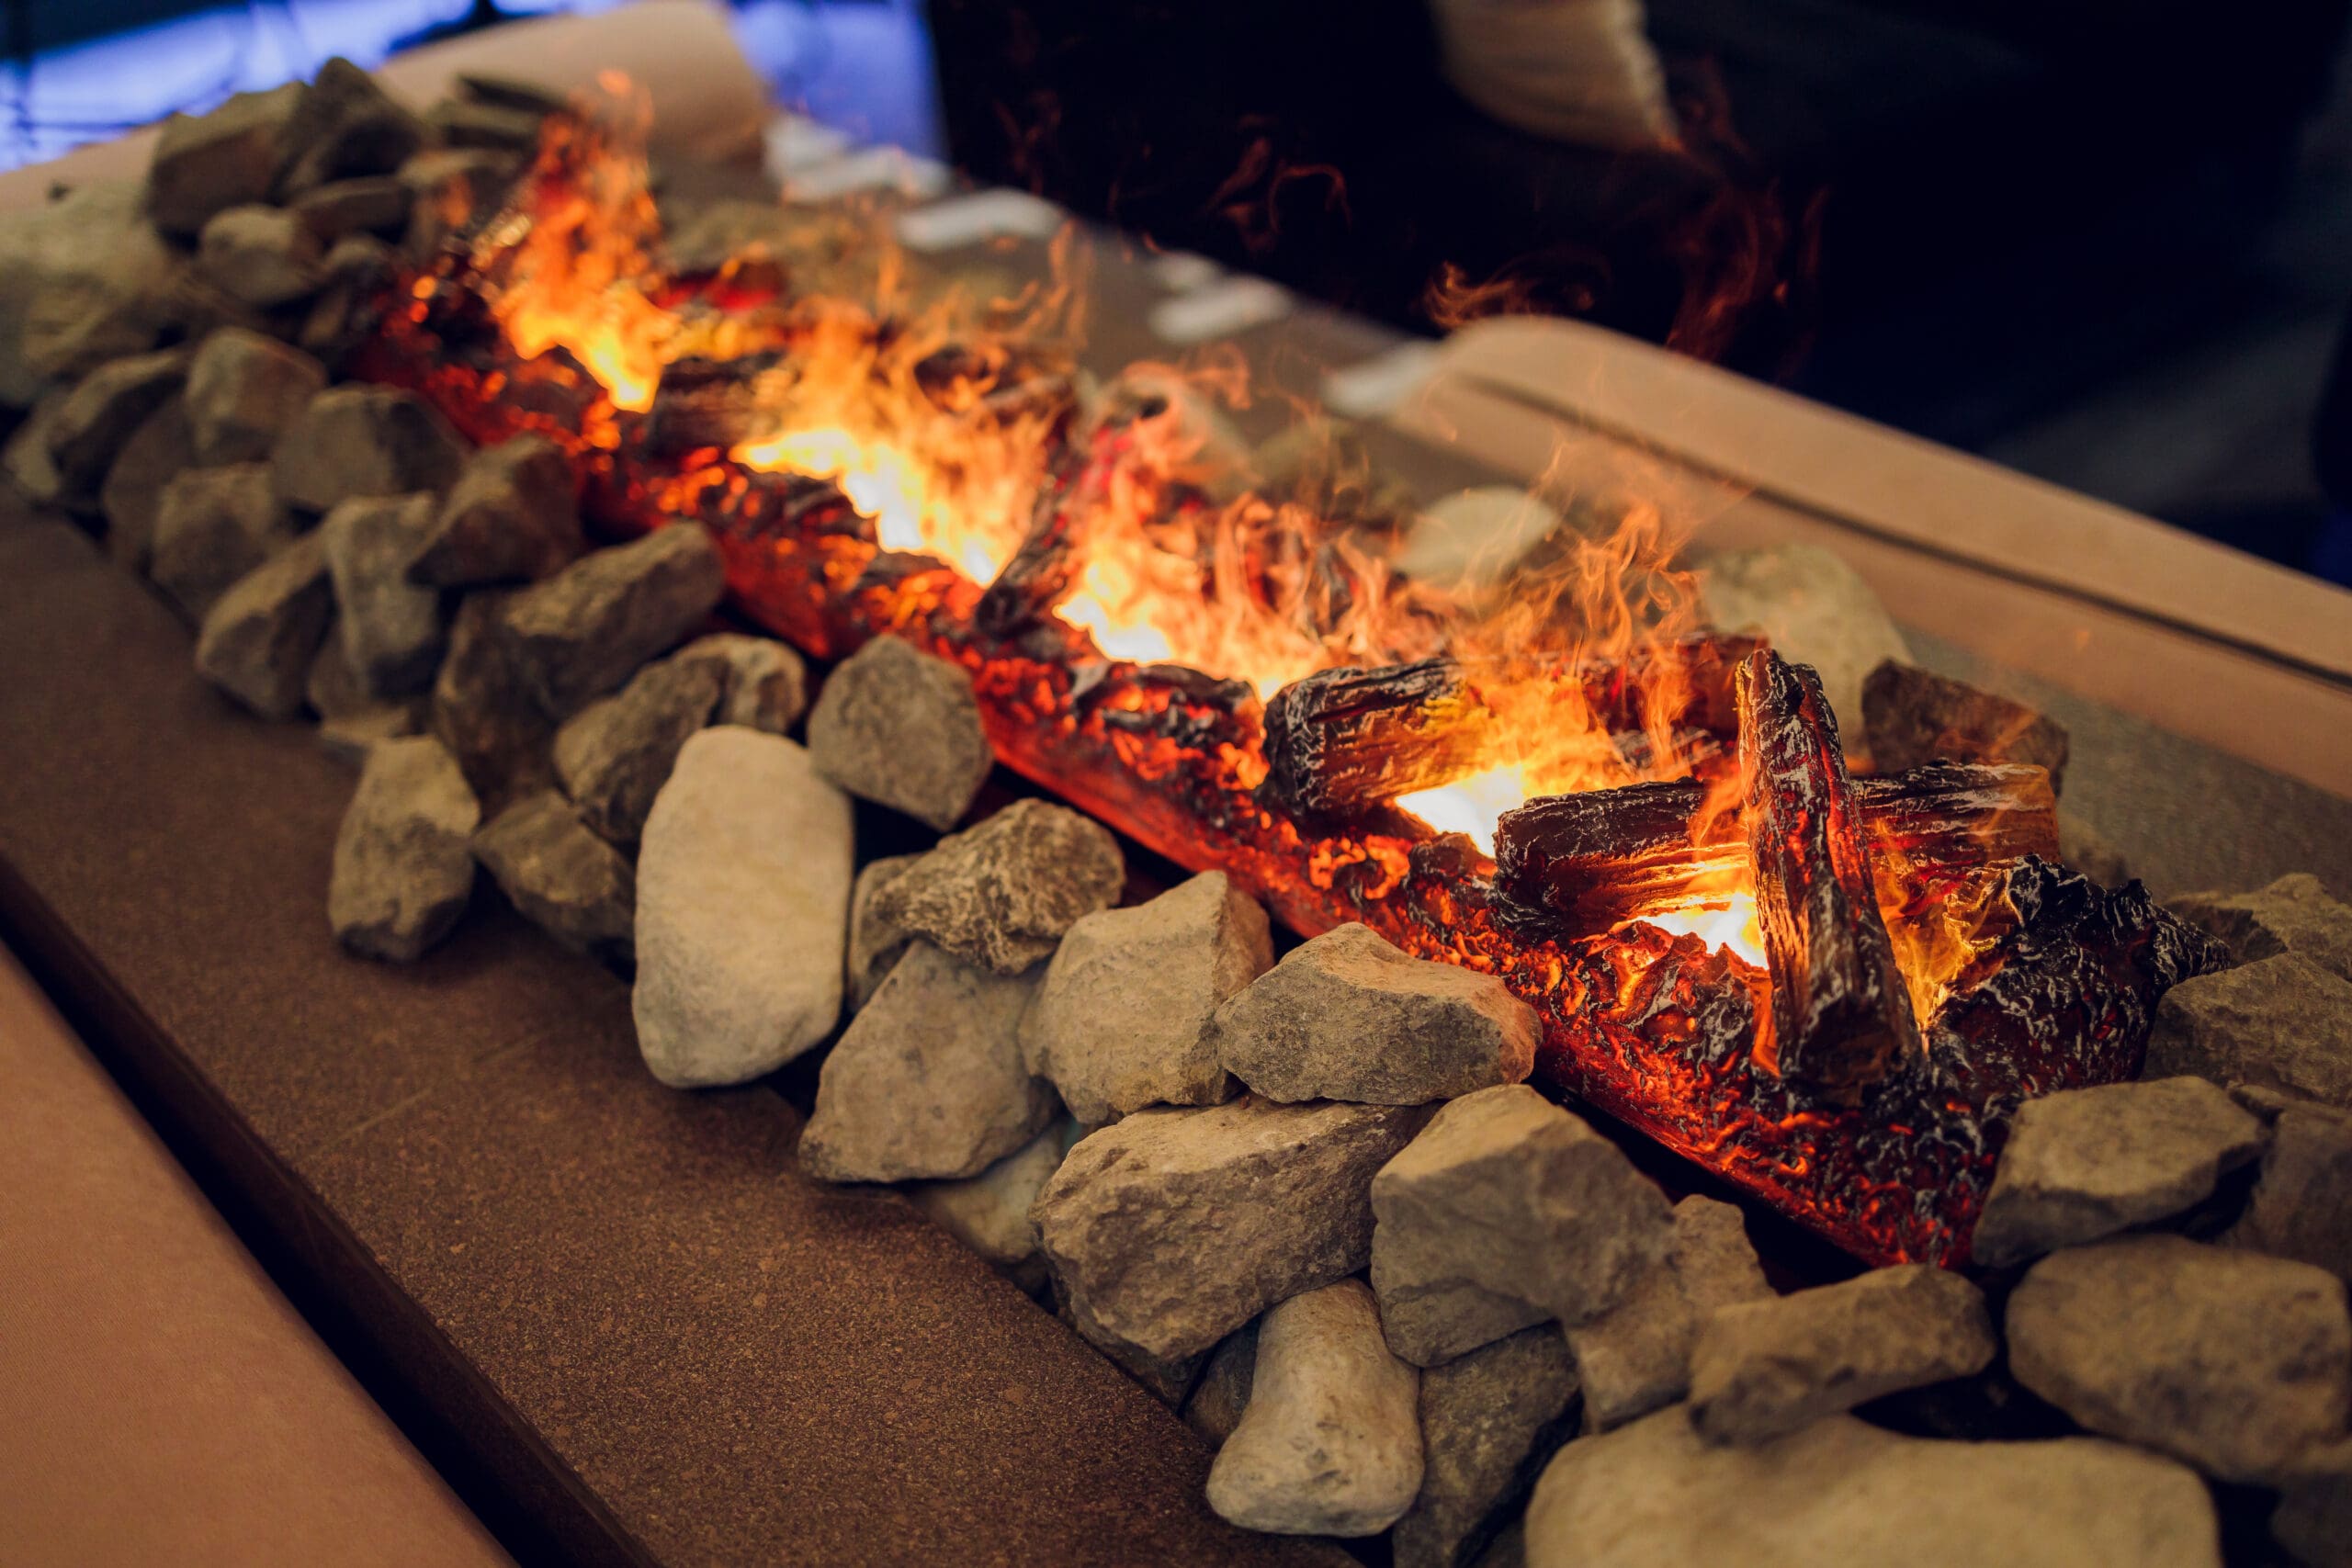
[642,350,785,456]
[1737,649,1922,1105]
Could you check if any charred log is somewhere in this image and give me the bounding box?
[643,351,786,456]
[1862,660,2071,794]
[1255,659,1495,819]
[1738,649,1922,1104]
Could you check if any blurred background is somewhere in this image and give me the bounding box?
[15,0,2352,585]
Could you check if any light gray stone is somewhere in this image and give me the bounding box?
[305,624,371,720]
[1566,1195,1771,1433]
[1021,871,1268,1123]
[425,97,548,152]
[194,531,334,718]
[870,797,1125,975]
[1033,1096,1431,1366]
[552,653,724,845]
[1184,1322,1261,1449]
[1206,1279,1423,1537]
[2170,874,2352,985]
[409,434,583,587]
[845,853,922,1012]
[2226,1100,2352,1286]
[2,392,63,506]
[276,58,427,197]
[908,1117,1074,1288]
[1394,1325,1579,1568]
[470,790,634,964]
[2007,1234,2352,1483]
[1371,1085,1671,1367]
[184,327,326,466]
[288,175,412,242]
[666,632,808,734]
[800,942,1054,1183]
[328,735,479,961]
[1212,922,1539,1106]
[500,526,727,716]
[632,728,853,1088]
[44,347,188,500]
[2059,810,2132,887]
[1696,543,1908,761]
[1524,1406,2220,1568]
[195,205,323,309]
[145,83,302,235]
[0,182,176,406]
[317,700,426,766]
[806,635,992,830]
[2147,954,2352,1110]
[320,493,446,696]
[2274,1440,2352,1568]
[430,589,554,815]
[98,393,194,573]
[272,385,468,515]
[1688,1265,1996,1446]
[1973,1076,2268,1267]
[298,234,399,365]
[151,465,295,624]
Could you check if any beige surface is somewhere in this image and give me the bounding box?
[0,943,513,1568]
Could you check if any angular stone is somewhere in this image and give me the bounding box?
[1184,1323,1261,1448]
[184,327,326,466]
[1207,1280,1423,1537]
[298,235,400,366]
[288,175,411,243]
[317,699,426,767]
[2170,874,2352,985]
[99,393,194,572]
[430,590,554,815]
[328,735,479,961]
[500,526,726,716]
[425,97,548,152]
[2226,1100,2352,1286]
[1372,1085,1672,1367]
[2147,954,2352,1110]
[1860,660,2070,793]
[1687,1265,1996,1446]
[1211,922,1538,1105]
[2274,1440,2352,1568]
[1973,1077,2268,1267]
[276,58,428,197]
[805,635,993,830]
[801,943,1055,1183]
[870,798,1125,975]
[1033,1097,1432,1365]
[193,531,334,718]
[455,72,571,116]
[321,493,446,697]
[2059,809,2132,888]
[632,728,854,1088]
[151,464,295,623]
[552,654,724,845]
[2,393,64,506]
[146,83,302,235]
[1393,1325,1579,1568]
[1021,871,1269,1123]
[470,790,634,964]
[45,347,189,500]
[666,632,808,734]
[408,434,583,588]
[1696,544,1909,762]
[0,182,176,405]
[2007,1235,2352,1483]
[908,1117,1074,1290]
[1566,1195,1772,1433]
[1524,1407,2220,1568]
[273,385,468,515]
[195,206,324,309]
[845,853,922,1011]
[305,621,371,720]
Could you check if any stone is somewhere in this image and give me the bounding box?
[1211,921,1538,1105]
[2,393,64,506]
[195,206,324,310]
[0,182,176,405]
[316,700,426,767]
[1696,544,1909,761]
[455,71,571,116]
[430,590,555,815]
[425,97,548,152]
[184,327,327,466]
[802,943,1055,1183]
[1184,1323,1261,1448]
[2147,954,2352,1110]
[150,465,295,623]
[44,347,189,500]
[1206,1280,1424,1537]
[1392,486,1566,595]
[500,526,727,716]
[552,654,725,845]
[408,434,583,587]
[193,532,334,718]
[666,632,808,733]
[870,798,1124,975]
[1973,1077,2268,1267]
[1860,660,2069,793]
[1687,1265,1997,1446]
[1523,1406,2221,1568]
[1021,871,1270,1123]
[845,853,922,1011]
[305,622,371,720]
[469,790,634,964]
[146,83,302,234]
[2169,874,2352,985]
[328,735,479,962]
[1033,1096,1432,1365]
[1566,1195,1772,1433]
[320,493,447,697]
[1372,1085,1672,1367]
[2007,1234,2352,1483]
[1394,1325,1579,1568]
[299,236,400,365]
[273,386,468,516]
[276,58,428,197]
[98,393,194,573]
[288,176,412,242]
[2274,1440,2352,1568]
[632,728,854,1088]
[908,1117,1074,1289]
[805,635,993,830]
[2059,810,2132,887]
[2226,1100,2352,1286]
